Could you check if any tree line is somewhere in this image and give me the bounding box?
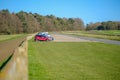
[0,9,84,34]
[0,9,120,34]
[86,21,120,30]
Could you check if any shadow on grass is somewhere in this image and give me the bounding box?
[0,53,13,71]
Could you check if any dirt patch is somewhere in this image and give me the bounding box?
[0,37,26,64]
[51,34,91,42]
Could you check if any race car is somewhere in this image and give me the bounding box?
[34,32,54,41]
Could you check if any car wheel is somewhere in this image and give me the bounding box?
[35,39,38,42]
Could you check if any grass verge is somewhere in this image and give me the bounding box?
[28,41,120,80]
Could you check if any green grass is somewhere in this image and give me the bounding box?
[90,30,120,36]
[28,41,120,80]
[0,34,27,42]
[61,30,120,41]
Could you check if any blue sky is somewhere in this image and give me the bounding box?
[0,0,120,24]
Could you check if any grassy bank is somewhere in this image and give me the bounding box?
[61,30,120,41]
[28,41,120,80]
[0,34,27,42]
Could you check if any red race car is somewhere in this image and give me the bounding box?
[34,32,54,41]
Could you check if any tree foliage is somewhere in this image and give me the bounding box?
[0,9,85,34]
[86,21,120,30]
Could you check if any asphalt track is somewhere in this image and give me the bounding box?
[52,34,120,45]
[68,34,120,45]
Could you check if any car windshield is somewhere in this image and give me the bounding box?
[38,32,48,35]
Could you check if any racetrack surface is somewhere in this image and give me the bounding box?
[51,34,91,42]
[51,33,120,45]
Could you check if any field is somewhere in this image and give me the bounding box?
[89,30,120,35]
[28,40,120,80]
[0,34,26,42]
[61,30,120,41]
